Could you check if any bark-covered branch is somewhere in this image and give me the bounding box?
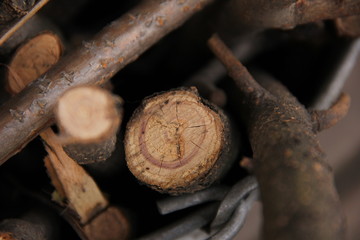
[208,34,347,240]
[225,0,360,29]
[0,0,214,165]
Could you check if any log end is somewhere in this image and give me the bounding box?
[56,86,121,143]
[125,88,232,195]
[6,32,62,95]
[55,86,122,164]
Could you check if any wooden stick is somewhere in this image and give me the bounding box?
[4,30,129,240]
[125,87,235,195]
[225,0,360,29]
[55,86,122,164]
[208,34,346,240]
[0,0,215,165]
[42,128,108,224]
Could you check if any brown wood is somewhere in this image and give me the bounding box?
[224,0,360,29]
[55,86,122,164]
[6,32,62,94]
[0,0,50,46]
[336,15,360,37]
[125,87,234,195]
[208,34,346,240]
[42,128,108,225]
[0,0,35,25]
[0,219,46,240]
[4,31,128,239]
[83,207,130,240]
[0,0,215,165]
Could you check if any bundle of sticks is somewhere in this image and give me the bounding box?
[0,0,359,239]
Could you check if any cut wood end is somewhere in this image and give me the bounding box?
[56,86,121,143]
[6,32,62,94]
[83,207,130,240]
[125,88,226,194]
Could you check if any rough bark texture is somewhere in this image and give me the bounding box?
[125,87,235,195]
[225,0,360,29]
[6,32,62,94]
[55,86,122,164]
[0,219,46,240]
[208,35,346,240]
[0,0,215,166]
[0,0,35,24]
[0,0,50,46]
[63,136,117,164]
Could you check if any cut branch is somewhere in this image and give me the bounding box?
[208,34,346,240]
[0,0,215,165]
[4,32,129,239]
[6,32,63,94]
[56,86,123,164]
[125,87,235,195]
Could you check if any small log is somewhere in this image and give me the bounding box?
[125,87,235,195]
[55,86,122,164]
[5,32,62,94]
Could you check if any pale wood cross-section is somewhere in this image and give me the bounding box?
[125,87,234,195]
[6,32,62,94]
[55,86,122,164]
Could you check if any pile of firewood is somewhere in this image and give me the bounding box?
[0,0,359,239]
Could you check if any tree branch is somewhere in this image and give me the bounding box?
[225,0,360,29]
[208,34,346,240]
[0,0,215,165]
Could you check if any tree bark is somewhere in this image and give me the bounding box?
[0,0,215,166]
[225,0,360,29]
[0,0,35,25]
[0,219,46,240]
[208,34,347,240]
[55,86,122,164]
[0,0,50,46]
[125,87,236,195]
